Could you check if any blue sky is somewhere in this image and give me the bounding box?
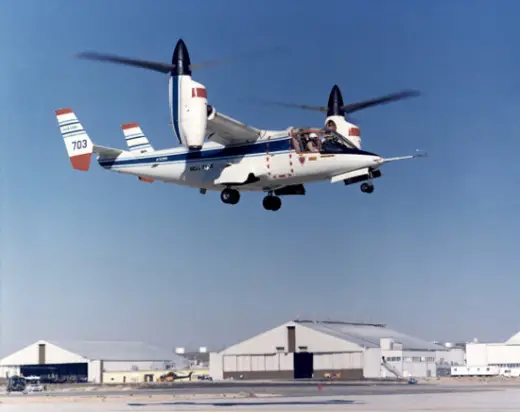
[1,0,520,355]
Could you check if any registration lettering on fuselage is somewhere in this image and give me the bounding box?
[190,164,213,172]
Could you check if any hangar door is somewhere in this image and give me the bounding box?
[20,363,88,383]
[293,352,313,379]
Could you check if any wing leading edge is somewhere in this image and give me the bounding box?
[206,105,263,145]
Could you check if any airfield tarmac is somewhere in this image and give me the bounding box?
[1,381,519,411]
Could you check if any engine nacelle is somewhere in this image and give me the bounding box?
[169,76,208,150]
[325,115,361,149]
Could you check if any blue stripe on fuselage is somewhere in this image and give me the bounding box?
[99,137,292,169]
[171,76,182,145]
[97,137,379,170]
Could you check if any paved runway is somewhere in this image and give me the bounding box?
[2,385,520,411]
[0,380,501,398]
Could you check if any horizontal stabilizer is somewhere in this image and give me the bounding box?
[93,145,124,158]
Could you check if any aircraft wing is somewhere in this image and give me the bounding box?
[206,106,263,145]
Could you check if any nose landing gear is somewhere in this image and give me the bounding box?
[263,194,282,211]
[221,188,240,205]
[360,182,374,194]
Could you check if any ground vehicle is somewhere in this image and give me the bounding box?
[7,376,26,393]
[24,376,43,392]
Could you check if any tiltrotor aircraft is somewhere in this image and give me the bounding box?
[55,39,426,211]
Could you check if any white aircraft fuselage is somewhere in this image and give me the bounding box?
[97,131,383,192]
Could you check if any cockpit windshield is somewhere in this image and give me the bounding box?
[291,128,357,155]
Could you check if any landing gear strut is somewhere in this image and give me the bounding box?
[263,194,282,211]
[360,182,374,194]
[221,188,240,205]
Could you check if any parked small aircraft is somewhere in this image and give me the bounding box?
[56,39,426,211]
[157,371,194,382]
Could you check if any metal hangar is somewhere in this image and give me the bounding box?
[459,330,520,376]
[209,320,447,380]
[0,340,184,383]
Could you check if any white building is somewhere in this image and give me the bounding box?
[0,340,186,383]
[209,320,448,380]
[461,330,520,376]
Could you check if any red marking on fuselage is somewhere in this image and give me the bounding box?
[192,87,207,98]
[349,127,361,137]
[138,177,154,183]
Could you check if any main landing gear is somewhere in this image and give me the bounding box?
[263,194,282,211]
[360,182,374,194]
[221,188,240,205]
[220,188,282,211]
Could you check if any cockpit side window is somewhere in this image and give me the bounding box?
[292,130,321,154]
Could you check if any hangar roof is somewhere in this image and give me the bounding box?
[47,340,183,362]
[295,320,443,351]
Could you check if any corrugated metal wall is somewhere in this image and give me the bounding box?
[223,353,293,372]
[222,353,294,379]
[313,352,363,370]
[219,351,365,380]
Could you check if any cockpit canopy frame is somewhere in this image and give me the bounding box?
[290,127,358,155]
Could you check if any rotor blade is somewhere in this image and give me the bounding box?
[76,52,174,73]
[341,90,420,114]
[77,46,288,74]
[249,97,327,113]
[190,45,288,70]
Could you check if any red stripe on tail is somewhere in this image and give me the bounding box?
[122,122,139,130]
[56,108,73,116]
[70,153,92,171]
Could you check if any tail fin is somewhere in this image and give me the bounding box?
[121,122,154,153]
[55,108,94,171]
